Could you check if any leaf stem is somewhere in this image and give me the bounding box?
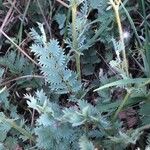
[110,0,129,77]
[72,2,81,81]
[0,115,35,142]
[113,90,131,121]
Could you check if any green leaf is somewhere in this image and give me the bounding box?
[54,13,66,29]
[0,68,4,79]
[0,88,9,109]
[25,94,38,111]
[62,108,86,127]
[0,143,5,150]
[79,136,95,150]
[0,112,34,142]
[30,23,81,94]
[38,114,54,126]
[94,78,150,91]
[0,0,3,9]
[140,102,150,116]
[89,0,107,10]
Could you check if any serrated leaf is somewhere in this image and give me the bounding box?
[0,143,5,150]
[54,13,66,29]
[79,136,95,150]
[0,68,4,79]
[38,114,54,126]
[25,94,37,110]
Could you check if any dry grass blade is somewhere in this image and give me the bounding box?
[56,0,69,8]
[0,29,39,66]
[0,0,16,38]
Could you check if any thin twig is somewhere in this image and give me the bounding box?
[0,29,39,66]
[31,109,35,128]
[56,0,69,8]
[96,51,117,75]
[0,0,16,37]
[0,75,44,87]
[18,0,31,44]
[30,109,35,145]
[6,0,22,16]
[37,0,52,38]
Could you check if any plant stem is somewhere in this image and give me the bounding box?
[110,0,129,77]
[18,0,31,44]
[75,53,81,81]
[0,75,44,87]
[122,0,150,77]
[37,0,52,38]
[141,0,150,77]
[72,3,81,81]
[116,8,129,77]
[0,115,35,142]
[113,90,131,121]
[56,0,69,8]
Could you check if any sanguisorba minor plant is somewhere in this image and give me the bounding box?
[0,0,150,149]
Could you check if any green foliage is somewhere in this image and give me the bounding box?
[139,100,150,125]
[30,23,81,94]
[0,113,11,142]
[54,13,66,35]
[25,90,80,149]
[0,0,150,149]
[62,100,109,127]
[82,49,100,75]
[0,51,34,76]
[79,136,95,150]
[0,88,9,109]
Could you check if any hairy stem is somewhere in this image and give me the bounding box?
[0,115,35,142]
[116,8,129,76]
[72,3,81,81]
[110,0,129,77]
